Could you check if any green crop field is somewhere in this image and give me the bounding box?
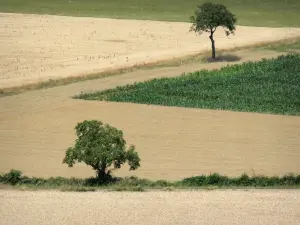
[0,0,300,27]
[76,54,300,116]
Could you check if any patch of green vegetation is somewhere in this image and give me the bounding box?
[1,0,300,27]
[1,170,299,191]
[179,173,300,187]
[76,54,300,116]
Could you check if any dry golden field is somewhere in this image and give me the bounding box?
[1,13,300,89]
[1,189,300,225]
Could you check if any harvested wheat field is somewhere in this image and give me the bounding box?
[1,13,300,89]
[1,49,300,180]
[1,189,300,225]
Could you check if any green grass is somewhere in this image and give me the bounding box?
[75,54,300,116]
[1,0,300,27]
[1,169,300,191]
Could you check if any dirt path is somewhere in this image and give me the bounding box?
[0,50,300,180]
[1,13,300,89]
[1,189,300,225]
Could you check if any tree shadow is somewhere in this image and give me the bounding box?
[204,54,241,63]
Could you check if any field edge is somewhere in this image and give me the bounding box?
[1,36,299,98]
[1,169,299,192]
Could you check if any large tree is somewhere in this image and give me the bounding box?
[190,3,237,59]
[63,120,140,181]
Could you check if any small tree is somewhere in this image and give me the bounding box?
[190,3,237,59]
[63,120,140,182]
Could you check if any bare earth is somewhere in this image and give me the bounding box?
[1,190,300,225]
[0,50,300,180]
[1,13,300,88]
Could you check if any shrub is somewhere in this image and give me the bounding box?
[2,169,22,185]
[235,173,252,186]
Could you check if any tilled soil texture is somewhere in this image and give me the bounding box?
[1,13,300,89]
[1,190,300,225]
[0,50,300,180]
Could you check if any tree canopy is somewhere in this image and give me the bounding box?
[63,120,140,181]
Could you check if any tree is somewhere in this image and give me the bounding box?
[63,120,140,181]
[190,2,237,59]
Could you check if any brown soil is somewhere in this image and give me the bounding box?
[1,13,300,89]
[0,49,300,180]
[1,190,300,225]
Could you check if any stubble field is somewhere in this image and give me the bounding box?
[1,13,300,89]
[1,190,300,225]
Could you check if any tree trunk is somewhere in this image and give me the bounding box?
[96,164,108,181]
[96,169,106,181]
[209,32,216,59]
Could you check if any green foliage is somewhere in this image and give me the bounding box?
[1,170,299,190]
[63,120,141,182]
[20,176,47,186]
[1,0,300,27]
[179,173,230,186]
[153,179,174,187]
[45,177,85,186]
[180,173,300,187]
[236,173,252,186]
[190,3,237,36]
[116,176,152,187]
[75,54,300,116]
[1,169,22,185]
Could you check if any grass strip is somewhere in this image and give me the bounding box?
[1,0,300,27]
[1,169,299,192]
